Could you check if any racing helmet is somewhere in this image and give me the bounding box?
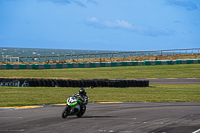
[79,88,85,95]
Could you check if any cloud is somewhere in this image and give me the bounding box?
[173,20,182,23]
[87,0,98,5]
[85,17,175,37]
[74,1,87,8]
[164,0,198,11]
[38,0,86,7]
[38,0,70,4]
[86,18,133,29]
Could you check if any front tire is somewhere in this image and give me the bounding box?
[62,106,69,118]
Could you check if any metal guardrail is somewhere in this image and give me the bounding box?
[2,48,200,63]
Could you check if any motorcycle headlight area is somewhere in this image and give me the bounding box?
[69,97,78,103]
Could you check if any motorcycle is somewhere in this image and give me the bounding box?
[62,95,89,118]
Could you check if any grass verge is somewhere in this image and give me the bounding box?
[1,84,200,107]
[0,64,200,79]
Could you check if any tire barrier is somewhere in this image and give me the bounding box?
[0,78,149,87]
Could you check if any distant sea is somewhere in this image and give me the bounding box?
[0,47,120,62]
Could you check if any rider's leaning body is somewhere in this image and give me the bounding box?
[74,88,88,106]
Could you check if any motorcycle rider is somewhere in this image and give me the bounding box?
[74,88,88,106]
[63,88,88,117]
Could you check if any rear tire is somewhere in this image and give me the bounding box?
[77,106,86,118]
[62,106,69,118]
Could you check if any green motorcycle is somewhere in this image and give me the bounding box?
[62,95,88,118]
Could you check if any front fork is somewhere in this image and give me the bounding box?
[65,105,72,115]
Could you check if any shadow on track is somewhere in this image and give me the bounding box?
[81,116,114,118]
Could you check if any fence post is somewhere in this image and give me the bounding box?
[45,56,47,62]
[32,57,34,63]
[65,55,66,60]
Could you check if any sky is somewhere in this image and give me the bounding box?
[0,0,200,51]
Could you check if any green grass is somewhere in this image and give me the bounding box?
[0,64,200,79]
[1,84,200,107]
[1,64,200,106]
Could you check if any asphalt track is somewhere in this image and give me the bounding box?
[0,102,200,133]
[0,78,200,133]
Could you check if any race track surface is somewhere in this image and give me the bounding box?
[1,102,200,133]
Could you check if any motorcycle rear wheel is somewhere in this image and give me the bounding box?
[62,106,69,118]
[77,106,86,118]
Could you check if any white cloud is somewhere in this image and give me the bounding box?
[85,17,175,37]
[86,17,134,29]
[86,17,98,22]
[38,0,86,7]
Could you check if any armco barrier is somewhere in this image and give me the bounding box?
[0,59,200,69]
[0,78,149,87]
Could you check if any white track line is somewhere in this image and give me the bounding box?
[192,129,200,133]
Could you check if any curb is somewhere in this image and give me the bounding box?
[0,106,43,110]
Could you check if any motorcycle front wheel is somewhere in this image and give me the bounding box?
[62,106,69,118]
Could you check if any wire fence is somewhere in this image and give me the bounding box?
[2,48,200,63]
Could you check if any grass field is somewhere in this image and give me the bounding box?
[0,84,200,107]
[0,64,200,79]
[0,64,200,106]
